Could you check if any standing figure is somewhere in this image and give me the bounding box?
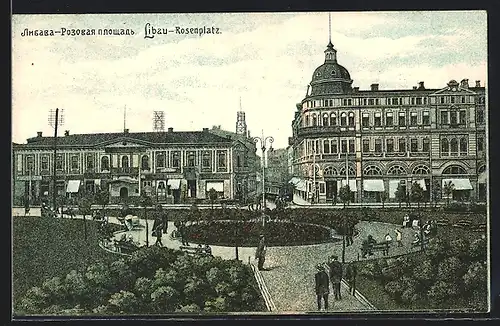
[24,195,30,216]
[179,221,190,246]
[344,262,358,296]
[154,224,163,246]
[327,255,343,300]
[402,214,410,228]
[315,264,330,311]
[395,229,403,247]
[346,223,354,246]
[255,235,267,271]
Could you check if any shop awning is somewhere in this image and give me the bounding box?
[66,180,81,193]
[295,180,307,192]
[442,178,473,190]
[206,181,224,192]
[478,172,487,183]
[414,179,427,191]
[338,180,357,192]
[363,179,385,192]
[289,177,300,185]
[389,180,402,198]
[167,179,181,190]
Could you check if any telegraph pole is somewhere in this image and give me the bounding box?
[48,108,64,211]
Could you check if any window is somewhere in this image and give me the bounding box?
[398,112,406,126]
[86,154,94,169]
[362,113,369,127]
[237,155,241,167]
[187,151,196,167]
[411,98,415,105]
[349,139,355,153]
[441,138,449,154]
[410,138,418,152]
[305,116,309,126]
[172,151,180,168]
[101,156,109,171]
[217,151,227,168]
[386,139,394,152]
[460,138,467,154]
[364,165,382,175]
[363,139,370,152]
[368,99,374,106]
[342,99,348,106]
[141,155,150,170]
[450,138,458,153]
[375,99,380,105]
[340,166,356,177]
[323,166,337,176]
[202,151,211,168]
[340,112,347,126]
[410,112,418,126]
[41,156,49,170]
[330,113,336,126]
[416,97,422,105]
[422,111,430,125]
[71,155,79,170]
[323,114,329,126]
[348,112,355,126]
[392,98,399,105]
[387,165,406,175]
[461,96,466,104]
[348,99,352,106]
[441,111,448,124]
[478,137,484,151]
[323,140,330,154]
[399,138,406,152]
[443,165,467,175]
[56,154,63,170]
[424,97,427,105]
[440,96,445,104]
[363,99,367,106]
[386,112,393,126]
[341,140,347,153]
[25,156,34,172]
[459,110,466,124]
[156,152,165,168]
[423,138,430,152]
[121,155,129,168]
[450,111,458,125]
[374,113,381,127]
[331,140,338,153]
[451,96,455,104]
[477,110,484,124]
[413,165,430,175]
[375,139,382,152]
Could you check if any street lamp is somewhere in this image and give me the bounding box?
[252,130,274,230]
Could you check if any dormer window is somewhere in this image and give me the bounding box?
[331,70,336,76]
[316,71,321,77]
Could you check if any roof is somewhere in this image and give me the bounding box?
[15,131,233,148]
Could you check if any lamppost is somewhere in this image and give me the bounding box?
[253,130,274,230]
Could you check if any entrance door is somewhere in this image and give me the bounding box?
[120,187,129,201]
[187,180,197,198]
[326,180,336,202]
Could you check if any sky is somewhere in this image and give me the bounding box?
[11,11,487,148]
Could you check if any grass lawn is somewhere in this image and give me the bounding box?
[12,216,120,308]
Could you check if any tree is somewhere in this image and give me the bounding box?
[431,179,441,208]
[410,182,425,209]
[395,183,406,208]
[78,196,93,242]
[338,185,351,208]
[380,191,387,208]
[94,189,110,221]
[443,181,455,207]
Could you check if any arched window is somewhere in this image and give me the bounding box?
[363,165,382,175]
[441,138,449,154]
[141,155,150,170]
[450,138,458,153]
[478,165,486,174]
[305,115,310,126]
[121,155,129,168]
[312,114,317,126]
[443,165,467,175]
[323,140,330,154]
[101,156,109,171]
[412,164,430,175]
[323,114,329,126]
[387,165,407,175]
[157,181,166,189]
[340,112,347,126]
[323,166,338,176]
[330,113,337,126]
[339,165,356,177]
[348,112,355,126]
[460,137,467,153]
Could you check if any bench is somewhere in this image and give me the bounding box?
[114,240,140,254]
[179,245,212,257]
[361,241,390,258]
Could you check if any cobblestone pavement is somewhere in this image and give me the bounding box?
[13,208,419,312]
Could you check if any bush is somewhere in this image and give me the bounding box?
[413,259,436,285]
[463,261,487,294]
[360,261,382,279]
[437,257,466,281]
[469,237,487,262]
[449,239,470,259]
[428,281,460,304]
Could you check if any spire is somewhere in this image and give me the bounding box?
[328,12,332,44]
[236,96,247,136]
[325,12,337,63]
[123,105,127,132]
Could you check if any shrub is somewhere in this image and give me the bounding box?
[384,280,405,300]
[449,239,471,259]
[360,261,382,279]
[463,261,487,294]
[413,259,437,285]
[469,237,487,262]
[428,281,460,304]
[437,257,466,281]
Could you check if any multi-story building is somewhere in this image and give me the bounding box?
[12,125,257,206]
[289,39,487,204]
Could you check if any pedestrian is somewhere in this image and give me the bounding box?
[154,224,163,246]
[346,223,354,246]
[24,195,30,216]
[156,204,168,234]
[204,244,212,256]
[344,262,357,296]
[402,214,410,228]
[395,229,403,247]
[179,221,189,246]
[412,232,421,245]
[327,255,343,300]
[255,234,267,271]
[315,264,330,311]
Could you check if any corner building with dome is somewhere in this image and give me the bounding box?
[289,39,487,204]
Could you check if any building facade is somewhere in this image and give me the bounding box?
[13,127,257,206]
[289,40,487,204]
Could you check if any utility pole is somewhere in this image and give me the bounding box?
[48,109,64,211]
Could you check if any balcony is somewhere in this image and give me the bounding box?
[297,126,342,137]
[111,167,139,175]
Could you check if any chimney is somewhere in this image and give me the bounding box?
[124,128,129,133]
[475,80,481,87]
[370,83,379,91]
[412,86,417,90]
[202,127,209,132]
[418,81,425,90]
[64,130,70,136]
[353,87,359,92]
[36,131,43,137]
[460,79,469,89]
[168,127,173,132]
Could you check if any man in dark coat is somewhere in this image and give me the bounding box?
[345,262,358,296]
[255,235,266,271]
[179,221,189,246]
[327,255,343,300]
[156,204,168,234]
[315,264,330,311]
[346,222,354,246]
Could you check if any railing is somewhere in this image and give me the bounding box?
[111,167,139,174]
[297,126,342,137]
